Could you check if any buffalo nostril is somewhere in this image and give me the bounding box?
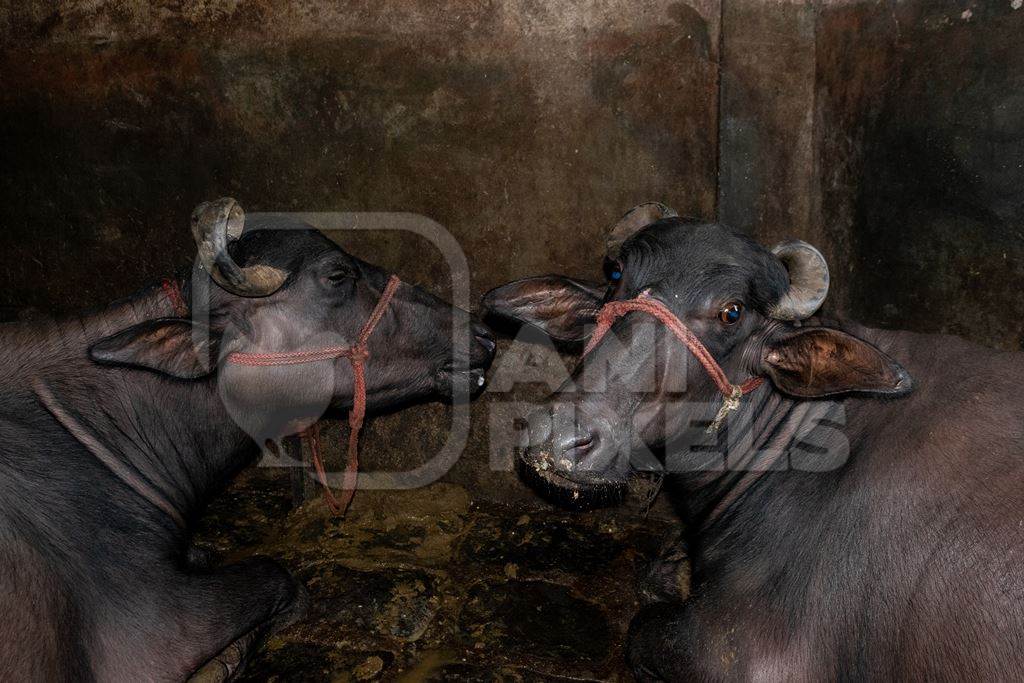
[471,320,495,345]
[513,417,530,449]
[555,433,596,464]
[474,332,496,356]
[568,434,594,452]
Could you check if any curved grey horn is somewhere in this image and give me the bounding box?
[190,197,288,297]
[606,202,678,259]
[769,240,830,320]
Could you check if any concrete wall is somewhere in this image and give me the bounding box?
[717,0,1024,350]
[2,0,1022,508]
[0,0,721,508]
[718,0,900,316]
[0,0,720,314]
[851,1,1024,350]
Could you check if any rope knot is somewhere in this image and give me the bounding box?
[161,278,188,317]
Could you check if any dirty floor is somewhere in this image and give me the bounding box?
[193,468,674,682]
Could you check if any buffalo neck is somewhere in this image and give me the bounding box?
[12,281,258,533]
[665,324,903,560]
[666,386,839,532]
[666,322,889,527]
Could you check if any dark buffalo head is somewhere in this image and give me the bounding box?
[482,203,910,501]
[90,198,495,440]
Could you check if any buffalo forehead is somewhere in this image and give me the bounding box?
[621,220,790,311]
[230,215,349,272]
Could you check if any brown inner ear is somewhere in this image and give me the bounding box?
[512,282,599,331]
[481,276,603,343]
[764,328,910,398]
[90,319,216,379]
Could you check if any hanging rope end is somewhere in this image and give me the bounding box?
[706,385,743,434]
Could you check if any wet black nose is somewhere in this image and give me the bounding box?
[472,321,497,358]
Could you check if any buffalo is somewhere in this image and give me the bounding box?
[483,203,1024,680]
[0,198,494,681]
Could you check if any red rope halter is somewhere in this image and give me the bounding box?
[584,291,763,433]
[226,275,401,514]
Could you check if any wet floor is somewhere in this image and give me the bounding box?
[194,468,674,681]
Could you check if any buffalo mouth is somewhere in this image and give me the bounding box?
[515,445,628,511]
[436,364,490,400]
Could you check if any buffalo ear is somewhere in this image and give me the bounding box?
[89,319,217,380]
[481,275,604,343]
[762,326,912,398]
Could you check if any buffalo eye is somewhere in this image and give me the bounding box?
[603,258,624,283]
[324,269,357,286]
[719,302,744,325]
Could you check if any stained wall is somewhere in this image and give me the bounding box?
[2,0,1021,508]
